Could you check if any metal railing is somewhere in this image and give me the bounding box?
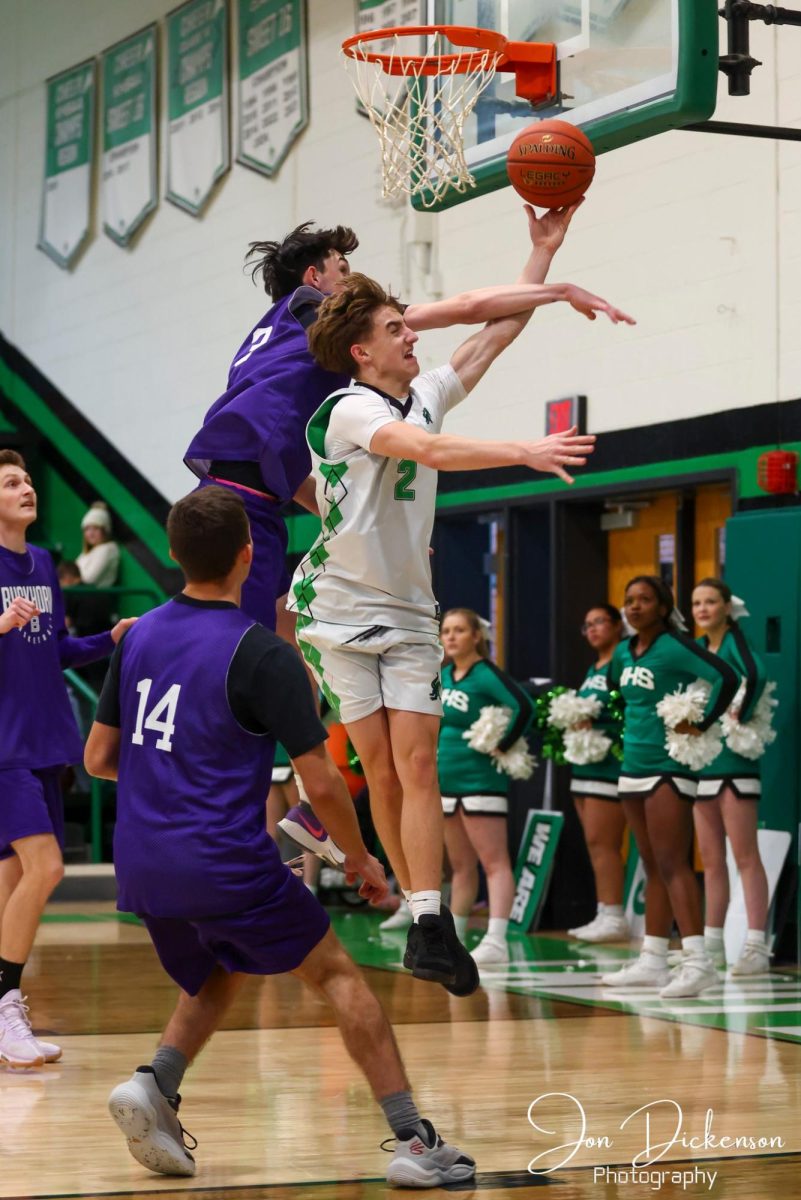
[63,668,107,863]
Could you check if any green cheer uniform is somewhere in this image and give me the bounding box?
[608,629,738,800]
[696,624,767,801]
[569,662,622,802]
[439,659,535,816]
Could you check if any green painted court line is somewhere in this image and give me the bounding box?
[331,911,801,1045]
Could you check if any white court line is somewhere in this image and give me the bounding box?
[644,1003,801,1015]
[759,1025,801,1037]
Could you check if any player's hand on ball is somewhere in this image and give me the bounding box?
[0,597,40,634]
[110,616,138,644]
[344,851,389,903]
[524,200,582,255]
[523,426,596,484]
[564,283,635,325]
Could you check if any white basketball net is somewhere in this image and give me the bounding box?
[343,31,502,209]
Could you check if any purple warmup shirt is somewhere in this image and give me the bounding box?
[0,544,114,769]
[112,601,286,918]
[183,288,349,502]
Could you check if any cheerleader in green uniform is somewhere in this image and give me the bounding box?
[692,578,771,975]
[567,605,628,943]
[439,609,535,967]
[601,576,738,998]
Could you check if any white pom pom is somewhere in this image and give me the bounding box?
[656,680,711,729]
[493,739,537,780]
[563,728,613,766]
[656,680,724,768]
[463,705,512,753]
[722,681,778,761]
[664,726,723,770]
[463,705,536,779]
[548,689,603,731]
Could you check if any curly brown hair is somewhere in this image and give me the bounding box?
[307,273,404,375]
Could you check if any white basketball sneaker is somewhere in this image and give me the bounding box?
[470,936,509,968]
[601,956,670,988]
[379,900,413,931]
[108,1066,196,1176]
[660,956,719,998]
[0,991,45,1069]
[730,944,771,976]
[386,1119,476,1187]
[569,913,630,943]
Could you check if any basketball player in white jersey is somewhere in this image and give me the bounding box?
[288,271,635,993]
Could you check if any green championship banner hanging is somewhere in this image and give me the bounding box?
[166,0,230,214]
[39,60,96,269]
[509,809,565,932]
[100,25,158,246]
[236,0,308,177]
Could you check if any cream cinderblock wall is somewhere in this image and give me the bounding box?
[0,2,799,500]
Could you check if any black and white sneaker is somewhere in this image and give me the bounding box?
[386,1118,476,1188]
[108,1066,197,1177]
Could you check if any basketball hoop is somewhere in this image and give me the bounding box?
[341,25,557,208]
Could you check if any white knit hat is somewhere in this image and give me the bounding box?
[81,504,112,532]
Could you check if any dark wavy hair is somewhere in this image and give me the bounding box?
[246,221,359,301]
[585,603,622,624]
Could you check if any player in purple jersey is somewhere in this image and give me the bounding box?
[85,487,476,1189]
[0,450,134,1069]
[184,210,587,863]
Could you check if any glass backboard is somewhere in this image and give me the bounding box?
[412,0,719,209]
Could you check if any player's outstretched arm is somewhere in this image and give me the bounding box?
[370,423,595,485]
[404,202,583,330]
[448,284,634,395]
[292,743,389,901]
[85,721,122,781]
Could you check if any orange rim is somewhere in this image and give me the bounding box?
[341,24,508,76]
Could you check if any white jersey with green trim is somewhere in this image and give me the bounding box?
[288,365,466,633]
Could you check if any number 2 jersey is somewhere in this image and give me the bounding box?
[608,629,739,779]
[438,659,535,796]
[183,287,349,501]
[97,595,326,918]
[288,365,466,634]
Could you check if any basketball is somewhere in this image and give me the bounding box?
[506,119,596,208]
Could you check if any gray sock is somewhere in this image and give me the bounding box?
[380,1090,424,1138]
[151,1045,188,1099]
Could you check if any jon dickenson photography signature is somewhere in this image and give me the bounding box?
[527,1093,785,1191]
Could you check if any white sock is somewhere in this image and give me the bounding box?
[704,925,724,943]
[402,889,413,903]
[453,914,469,940]
[745,929,767,947]
[487,917,508,942]
[601,904,624,917]
[641,935,669,967]
[293,772,310,804]
[410,890,441,921]
[682,935,707,959]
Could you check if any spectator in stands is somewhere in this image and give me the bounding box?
[77,502,119,588]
